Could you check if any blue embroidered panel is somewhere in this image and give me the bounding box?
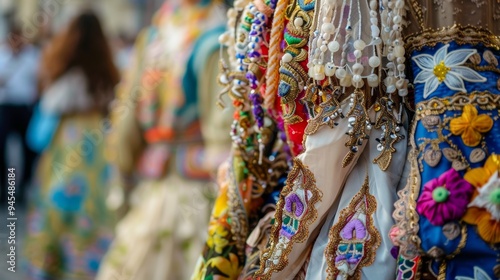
[411,42,500,279]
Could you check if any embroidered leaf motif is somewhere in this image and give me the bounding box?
[452,160,468,171]
[442,148,458,161]
[424,149,442,167]
[468,53,481,65]
[469,148,486,163]
[422,116,441,130]
[483,50,498,67]
[442,222,461,241]
[426,246,444,259]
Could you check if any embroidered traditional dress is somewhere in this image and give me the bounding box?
[392,1,500,279]
[194,0,410,279]
[24,69,115,279]
[96,1,231,280]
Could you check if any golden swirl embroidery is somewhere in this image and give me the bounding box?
[280,61,309,124]
[255,158,322,279]
[373,98,405,171]
[303,84,344,135]
[342,89,370,168]
[279,0,315,125]
[325,176,381,280]
[415,92,500,118]
[405,24,500,54]
[227,156,250,258]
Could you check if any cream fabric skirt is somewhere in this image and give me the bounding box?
[97,174,213,280]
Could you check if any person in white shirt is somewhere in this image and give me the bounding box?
[0,23,40,204]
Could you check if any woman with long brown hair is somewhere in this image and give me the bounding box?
[24,10,120,279]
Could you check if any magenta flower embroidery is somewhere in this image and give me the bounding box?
[416,168,473,226]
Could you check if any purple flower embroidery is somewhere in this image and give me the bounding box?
[285,193,305,217]
[416,168,473,226]
[340,219,367,240]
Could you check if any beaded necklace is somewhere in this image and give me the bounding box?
[305,0,408,169]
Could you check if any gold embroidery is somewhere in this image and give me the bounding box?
[227,156,250,257]
[279,0,315,125]
[343,89,370,168]
[255,158,322,279]
[405,25,500,54]
[280,60,309,124]
[325,176,381,280]
[304,85,344,135]
[415,92,500,119]
[464,63,500,76]
[414,92,500,173]
[394,91,500,260]
[373,98,404,171]
[408,0,425,30]
[393,120,423,259]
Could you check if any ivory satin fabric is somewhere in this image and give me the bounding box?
[268,103,409,279]
[305,110,409,280]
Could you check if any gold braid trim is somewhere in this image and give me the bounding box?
[405,24,500,54]
[415,91,500,120]
[227,156,249,258]
[392,117,423,259]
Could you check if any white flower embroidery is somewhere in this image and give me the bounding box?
[468,171,500,221]
[455,266,492,280]
[412,44,486,98]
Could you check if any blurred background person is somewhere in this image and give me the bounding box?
[24,11,120,280]
[0,22,40,204]
[112,32,136,72]
[96,0,232,278]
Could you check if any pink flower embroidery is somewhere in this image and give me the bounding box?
[416,168,473,226]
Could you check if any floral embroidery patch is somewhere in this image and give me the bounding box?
[256,158,322,279]
[463,155,500,244]
[450,105,493,147]
[412,44,486,98]
[416,168,473,226]
[324,176,380,280]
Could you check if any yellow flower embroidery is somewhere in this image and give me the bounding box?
[450,104,493,147]
[433,61,450,82]
[463,155,500,244]
[464,154,500,187]
[207,226,229,254]
[206,253,241,280]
